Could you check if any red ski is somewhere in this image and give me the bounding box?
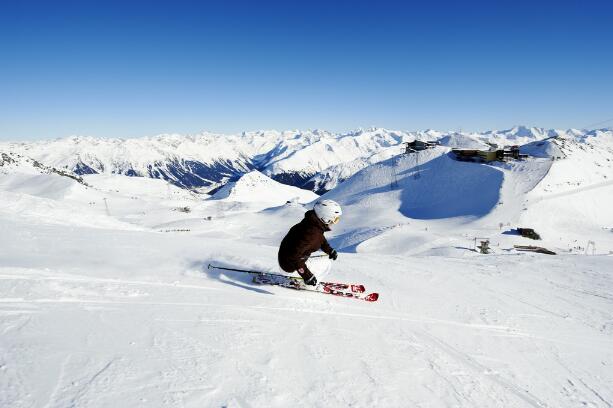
[207,264,379,302]
[321,285,379,302]
[252,274,378,302]
[321,282,365,293]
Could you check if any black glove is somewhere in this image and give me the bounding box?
[304,274,318,286]
[329,249,338,261]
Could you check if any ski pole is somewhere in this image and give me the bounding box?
[304,254,329,259]
[207,264,304,280]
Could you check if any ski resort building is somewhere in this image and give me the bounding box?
[451,146,528,163]
[404,140,439,154]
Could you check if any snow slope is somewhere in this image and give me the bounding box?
[0,154,203,230]
[211,170,318,205]
[322,130,613,256]
[1,181,612,407]
[0,153,137,230]
[1,129,613,407]
[519,130,613,252]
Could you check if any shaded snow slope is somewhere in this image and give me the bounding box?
[320,131,613,256]
[321,147,510,241]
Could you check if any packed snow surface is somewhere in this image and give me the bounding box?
[1,128,613,407]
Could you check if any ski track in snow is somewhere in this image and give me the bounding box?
[1,268,592,341]
[2,262,612,406]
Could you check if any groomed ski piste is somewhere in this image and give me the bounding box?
[1,130,613,407]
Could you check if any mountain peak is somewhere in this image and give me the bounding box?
[211,170,318,205]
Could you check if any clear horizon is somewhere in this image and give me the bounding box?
[1,0,612,141]
[4,124,613,145]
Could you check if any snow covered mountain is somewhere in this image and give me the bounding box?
[0,150,201,230]
[0,129,405,192]
[211,170,318,205]
[320,128,613,255]
[1,151,89,186]
[3,126,607,194]
[2,127,613,407]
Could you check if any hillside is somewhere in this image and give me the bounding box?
[1,129,612,407]
[519,130,613,252]
[211,170,318,205]
[321,130,613,256]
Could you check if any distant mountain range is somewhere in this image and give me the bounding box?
[1,126,611,194]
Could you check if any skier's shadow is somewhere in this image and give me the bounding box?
[191,261,273,295]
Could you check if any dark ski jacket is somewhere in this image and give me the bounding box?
[278,210,333,273]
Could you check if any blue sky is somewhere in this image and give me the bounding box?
[1,0,612,140]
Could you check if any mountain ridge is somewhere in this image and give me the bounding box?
[2,126,611,193]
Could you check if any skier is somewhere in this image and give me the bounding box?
[278,200,342,286]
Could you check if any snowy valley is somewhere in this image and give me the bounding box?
[1,127,613,407]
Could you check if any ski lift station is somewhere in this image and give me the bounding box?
[404,140,439,154]
[451,145,529,163]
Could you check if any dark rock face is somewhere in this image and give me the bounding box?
[301,179,334,195]
[73,158,258,191]
[74,162,98,175]
[155,159,257,189]
[71,156,320,193]
[0,152,16,166]
[270,171,314,189]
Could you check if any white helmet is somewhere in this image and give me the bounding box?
[313,199,342,225]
